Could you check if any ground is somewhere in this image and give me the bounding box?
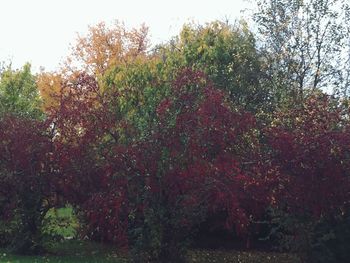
[0,240,299,263]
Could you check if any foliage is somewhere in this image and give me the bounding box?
[73,69,270,262]
[266,208,350,263]
[102,57,167,140]
[155,21,268,112]
[37,22,150,113]
[266,94,350,217]
[36,72,64,111]
[42,206,79,241]
[265,94,350,261]
[67,21,149,76]
[0,64,47,253]
[2,16,350,262]
[310,212,350,263]
[0,116,55,254]
[0,217,18,247]
[253,0,350,103]
[0,63,43,119]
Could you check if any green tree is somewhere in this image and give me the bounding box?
[155,21,268,112]
[102,57,167,141]
[0,63,42,119]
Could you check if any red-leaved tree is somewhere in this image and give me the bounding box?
[266,95,350,217]
[263,94,350,261]
[0,116,55,254]
[77,69,270,261]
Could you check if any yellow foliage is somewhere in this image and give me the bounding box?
[38,22,152,111]
[67,21,150,77]
[36,72,63,111]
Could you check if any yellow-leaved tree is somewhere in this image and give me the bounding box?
[37,21,150,110]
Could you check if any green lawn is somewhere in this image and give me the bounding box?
[0,240,127,263]
[0,240,299,263]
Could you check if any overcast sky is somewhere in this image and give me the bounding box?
[0,0,250,72]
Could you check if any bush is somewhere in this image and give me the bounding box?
[42,206,79,242]
[267,208,350,263]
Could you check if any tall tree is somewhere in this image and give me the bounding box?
[253,0,350,103]
[37,22,150,112]
[265,94,350,262]
[66,21,149,76]
[78,69,268,261]
[36,71,63,111]
[155,21,268,112]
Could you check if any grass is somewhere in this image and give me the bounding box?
[188,249,299,263]
[1,207,299,262]
[0,240,127,263]
[0,240,299,263]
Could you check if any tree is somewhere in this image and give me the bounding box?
[36,71,64,111]
[267,94,350,216]
[253,0,350,104]
[0,64,50,254]
[37,22,150,113]
[0,116,55,254]
[0,63,42,119]
[155,21,268,112]
[265,94,350,261]
[78,69,269,262]
[66,21,149,76]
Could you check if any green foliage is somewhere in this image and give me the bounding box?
[156,21,268,112]
[102,58,168,141]
[129,198,195,263]
[0,63,43,119]
[99,20,274,142]
[42,206,79,241]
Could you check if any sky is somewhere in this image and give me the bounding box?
[0,0,251,72]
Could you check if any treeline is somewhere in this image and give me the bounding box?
[1,0,350,262]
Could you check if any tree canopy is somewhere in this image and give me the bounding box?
[1,3,350,262]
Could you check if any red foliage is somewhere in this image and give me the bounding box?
[45,72,133,245]
[4,65,350,255]
[154,73,264,233]
[0,115,54,219]
[46,73,124,203]
[266,95,350,218]
[46,69,350,250]
[53,69,269,246]
[4,61,350,256]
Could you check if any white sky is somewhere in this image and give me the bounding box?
[0,0,250,72]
